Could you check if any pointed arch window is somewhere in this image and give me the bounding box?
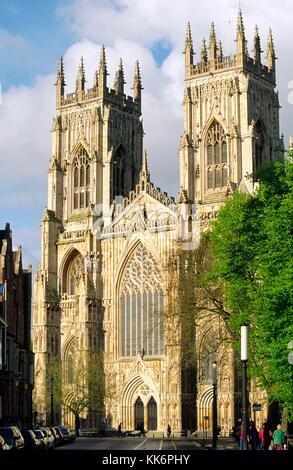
[73,147,90,210]
[64,252,84,295]
[112,146,126,201]
[206,121,228,190]
[120,244,164,358]
[65,341,75,385]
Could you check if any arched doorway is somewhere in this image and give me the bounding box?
[148,396,157,430]
[134,397,144,430]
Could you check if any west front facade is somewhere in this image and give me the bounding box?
[33,12,283,435]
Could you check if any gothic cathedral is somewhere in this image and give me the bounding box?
[33,11,283,435]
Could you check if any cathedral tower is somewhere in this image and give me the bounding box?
[33,47,144,425]
[180,10,284,217]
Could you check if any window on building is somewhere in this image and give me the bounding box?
[206,121,228,190]
[66,253,84,295]
[120,244,164,358]
[254,120,266,170]
[65,342,75,384]
[73,147,90,210]
[112,146,126,201]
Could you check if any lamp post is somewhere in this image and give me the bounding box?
[212,359,217,449]
[241,325,248,450]
[50,376,54,426]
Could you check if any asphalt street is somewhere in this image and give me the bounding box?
[55,437,237,450]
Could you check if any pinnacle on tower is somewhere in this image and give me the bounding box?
[217,40,223,61]
[113,58,126,94]
[184,21,194,69]
[55,57,65,104]
[253,25,262,63]
[75,57,86,94]
[236,8,246,58]
[133,60,143,107]
[209,22,217,60]
[266,27,276,71]
[139,149,150,184]
[200,38,208,64]
[98,45,108,97]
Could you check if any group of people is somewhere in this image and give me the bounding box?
[233,420,287,450]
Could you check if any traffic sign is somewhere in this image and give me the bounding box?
[253,403,262,411]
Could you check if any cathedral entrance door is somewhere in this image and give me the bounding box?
[147,396,157,430]
[134,397,144,430]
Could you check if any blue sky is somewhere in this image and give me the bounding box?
[0,0,292,270]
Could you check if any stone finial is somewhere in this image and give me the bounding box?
[113,58,126,94]
[200,38,208,64]
[139,150,150,184]
[133,60,143,105]
[98,45,108,96]
[236,8,246,58]
[266,27,276,70]
[217,40,223,61]
[75,57,86,94]
[209,22,217,60]
[184,21,194,53]
[55,57,65,104]
[253,25,262,63]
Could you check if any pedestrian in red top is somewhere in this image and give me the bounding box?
[259,423,272,450]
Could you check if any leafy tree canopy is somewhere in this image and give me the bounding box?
[205,162,293,415]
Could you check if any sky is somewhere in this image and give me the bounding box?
[0,0,293,270]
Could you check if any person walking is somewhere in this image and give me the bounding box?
[272,424,286,450]
[248,421,259,450]
[118,422,123,438]
[167,424,172,438]
[238,424,246,450]
[259,423,272,450]
[139,422,146,438]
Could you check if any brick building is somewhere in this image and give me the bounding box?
[0,223,34,429]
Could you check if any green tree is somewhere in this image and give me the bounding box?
[206,162,293,418]
[45,352,117,434]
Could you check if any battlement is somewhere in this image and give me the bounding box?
[59,85,138,111]
[189,53,275,83]
[185,10,276,85]
[55,47,142,111]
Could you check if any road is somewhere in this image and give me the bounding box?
[55,436,206,451]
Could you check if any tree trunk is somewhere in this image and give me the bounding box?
[75,414,80,437]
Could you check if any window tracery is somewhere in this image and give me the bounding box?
[206,121,228,190]
[120,244,164,357]
[73,147,90,210]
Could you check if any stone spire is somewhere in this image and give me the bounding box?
[98,45,108,97]
[75,57,86,95]
[184,21,194,68]
[209,23,217,61]
[113,58,125,94]
[217,40,223,62]
[266,27,276,71]
[133,60,143,108]
[55,57,65,106]
[139,149,150,185]
[200,38,208,64]
[236,8,246,59]
[253,25,262,63]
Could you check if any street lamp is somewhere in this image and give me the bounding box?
[241,325,248,450]
[50,376,54,426]
[212,359,217,449]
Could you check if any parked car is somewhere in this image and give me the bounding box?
[33,429,47,450]
[0,435,11,451]
[40,428,55,450]
[0,426,24,450]
[56,425,71,443]
[53,426,65,445]
[49,427,62,447]
[22,430,42,451]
